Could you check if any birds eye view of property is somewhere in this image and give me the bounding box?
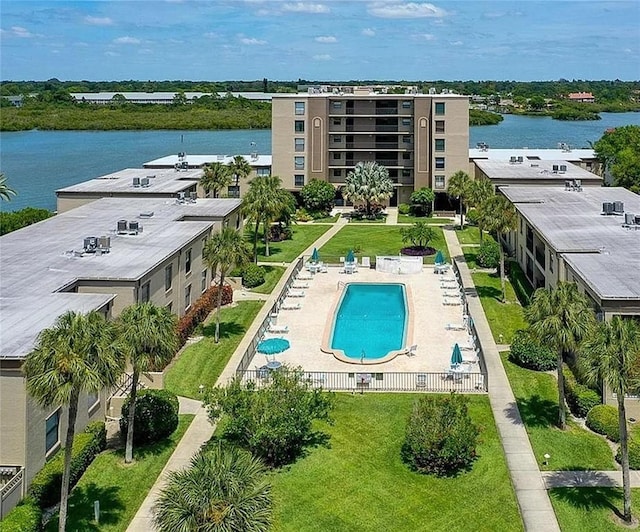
[1,1,640,531]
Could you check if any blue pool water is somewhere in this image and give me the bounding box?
[330,283,407,360]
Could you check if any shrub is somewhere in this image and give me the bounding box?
[242,264,265,288]
[508,330,556,371]
[0,498,42,531]
[586,404,620,442]
[269,224,291,242]
[0,207,53,236]
[401,393,479,477]
[466,208,479,226]
[120,389,179,445]
[618,439,640,470]
[176,284,233,346]
[294,208,312,222]
[563,367,601,418]
[28,422,106,509]
[300,178,335,214]
[228,266,243,278]
[398,203,411,215]
[476,239,500,269]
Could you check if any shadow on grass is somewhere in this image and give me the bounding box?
[201,320,246,340]
[475,284,503,302]
[113,434,180,462]
[47,483,124,531]
[504,396,558,429]
[551,485,623,517]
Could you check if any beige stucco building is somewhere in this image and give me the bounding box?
[271,91,469,207]
[0,196,241,516]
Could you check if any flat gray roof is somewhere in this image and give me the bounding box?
[475,159,601,182]
[500,186,640,301]
[272,93,469,99]
[469,148,596,161]
[56,168,202,195]
[144,154,272,168]
[0,197,241,359]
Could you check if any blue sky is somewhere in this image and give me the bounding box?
[1,1,639,81]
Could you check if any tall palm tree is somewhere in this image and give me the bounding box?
[228,155,252,191]
[23,311,124,532]
[117,303,178,464]
[580,316,640,524]
[153,444,272,532]
[200,162,232,198]
[467,177,493,243]
[343,161,393,217]
[524,283,595,429]
[204,227,251,343]
[446,170,472,230]
[481,195,517,302]
[0,173,16,201]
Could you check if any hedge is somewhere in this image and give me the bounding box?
[476,239,500,269]
[28,422,106,509]
[242,264,265,288]
[563,367,601,418]
[0,497,42,531]
[586,404,620,442]
[120,389,179,445]
[618,439,640,470]
[509,330,556,371]
[177,284,233,346]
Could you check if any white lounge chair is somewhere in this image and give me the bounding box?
[361,256,371,268]
[281,302,301,310]
[292,282,309,289]
[403,344,418,357]
[297,272,313,281]
[446,322,467,331]
[443,298,462,306]
[288,290,305,297]
[443,290,462,298]
[267,324,289,334]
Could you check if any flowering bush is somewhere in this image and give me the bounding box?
[177,284,233,346]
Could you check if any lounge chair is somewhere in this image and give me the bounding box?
[403,344,418,357]
[434,264,451,274]
[267,324,289,334]
[443,298,462,306]
[443,290,462,298]
[288,290,305,297]
[297,272,313,281]
[292,282,309,289]
[281,302,301,310]
[446,321,467,331]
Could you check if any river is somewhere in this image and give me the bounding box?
[1,112,639,212]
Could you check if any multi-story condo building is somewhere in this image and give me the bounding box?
[271,91,469,208]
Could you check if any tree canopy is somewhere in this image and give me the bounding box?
[593,125,640,193]
[343,161,394,217]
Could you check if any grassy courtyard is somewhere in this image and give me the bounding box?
[248,224,331,263]
[270,393,522,532]
[165,301,263,398]
[250,265,286,294]
[397,214,453,224]
[45,415,194,532]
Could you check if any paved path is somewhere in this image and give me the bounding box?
[444,226,561,532]
[385,206,398,225]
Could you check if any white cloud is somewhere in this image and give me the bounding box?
[84,16,113,26]
[74,41,89,47]
[204,32,218,39]
[139,48,153,55]
[113,36,141,45]
[105,51,120,57]
[283,2,330,14]
[313,53,331,60]
[368,2,446,19]
[315,35,337,43]
[362,28,375,37]
[240,37,267,45]
[413,33,435,41]
[51,49,60,54]
[451,40,463,46]
[11,26,35,38]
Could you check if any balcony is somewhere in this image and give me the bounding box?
[342,142,400,150]
[534,247,546,269]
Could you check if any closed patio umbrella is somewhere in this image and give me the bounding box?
[311,248,320,263]
[451,343,463,366]
[346,249,355,263]
[435,250,445,265]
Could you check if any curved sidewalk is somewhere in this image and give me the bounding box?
[443,227,560,532]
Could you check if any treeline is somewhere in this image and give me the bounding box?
[469,109,503,126]
[0,208,53,235]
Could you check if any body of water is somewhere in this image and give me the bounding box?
[1,112,639,212]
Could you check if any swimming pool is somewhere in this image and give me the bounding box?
[326,283,408,363]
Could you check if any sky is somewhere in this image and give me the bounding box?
[1,1,639,82]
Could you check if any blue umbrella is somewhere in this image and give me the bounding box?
[311,248,320,263]
[346,249,355,263]
[435,250,445,265]
[451,343,463,366]
[257,338,290,355]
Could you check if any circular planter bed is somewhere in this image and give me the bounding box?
[400,246,436,257]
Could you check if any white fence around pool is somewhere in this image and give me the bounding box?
[375,255,423,274]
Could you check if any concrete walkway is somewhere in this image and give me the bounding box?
[385,206,398,224]
[443,226,561,532]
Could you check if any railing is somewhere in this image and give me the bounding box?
[0,467,23,519]
[236,370,487,393]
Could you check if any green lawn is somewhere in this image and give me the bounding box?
[472,272,527,343]
[46,415,194,532]
[165,301,263,398]
[320,225,449,264]
[348,215,387,223]
[455,226,481,245]
[462,246,480,270]
[397,214,454,224]
[312,214,340,223]
[251,265,286,294]
[247,224,331,263]
[508,261,534,305]
[550,488,640,532]
[502,353,615,471]
[270,393,522,532]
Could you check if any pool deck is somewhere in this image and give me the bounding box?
[250,265,474,373]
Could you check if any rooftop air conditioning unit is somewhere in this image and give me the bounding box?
[139,211,154,218]
[128,220,140,234]
[625,212,635,225]
[552,165,559,172]
[559,164,567,172]
[117,219,128,233]
[140,177,150,187]
[146,175,156,179]
[83,236,98,252]
[189,191,197,201]
[565,180,572,190]
[98,235,111,251]
[509,156,517,164]
[613,201,624,214]
[132,177,141,187]
[574,179,582,190]
[602,202,614,215]
[517,156,524,163]
[178,191,186,201]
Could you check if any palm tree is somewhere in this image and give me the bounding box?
[23,311,124,532]
[343,161,393,217]
[0,173,16,201]
[446,171,472,229]
[204,227,251,343]
[580,316,640,524]
[117,303,178,464]
[524,283,595,429]
[228,155,252,191]
[467,177,493,243]
[481,195,517,302]
[400,222,436,249]
[153,444,272,532]
[200,162,232,198]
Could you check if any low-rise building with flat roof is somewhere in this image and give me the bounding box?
[474,159,602,187]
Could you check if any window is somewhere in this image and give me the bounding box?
[549,253,555,274]
[45,410,60,453]
[435,120,445,133]
[141,281,150,303]
[435,138,445,152]
[201,270,207,292]
[294,101,305,115]
[185,249,192,274]
[332,118,341,126]
[435,175,445,189]
[435,102,445,115]
[227,185,240,198]
[333,135,342,143]
[165,264,173,291]
[402,169,411,178]
[332,100,343,109]
[87,392,99,411]
[333,169,342,177]
[295,138,305,152]
[402,135,412,144]
[402,152,411,160]
[519,219,523,234]
[256,167,270,176]
[184,284,192,310]
[294,120,305,133]
[401,118,412,126]
[294,175,305,187]
[294,156,305,170]
[402,100,412,109]
[235,215,240,229]
[333,152,341,160]
[435,157,445,169]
